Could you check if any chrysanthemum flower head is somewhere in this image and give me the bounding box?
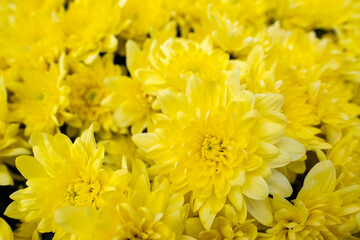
[266,0,358,30]
[4,124,131,238]
[133,77,305,229]
[65,54,122,138]
[0,2,64,67]
[120,0,170,40]
[259,160,360,239]
[136,37,233,93]
[7,54,71,136]
[55,159,189,240]
[62,0,127,64]
[102,40,158,134]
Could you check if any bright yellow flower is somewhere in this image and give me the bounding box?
[0,77,29,186]
[0,1,64,67]
[0,217,13,240]
[102,41,158,134]
[327,125,360,186]
[62,0,127,64]
[259,160,360,240]
[6,55,71,136]
[207,2,265,55]
[133,78,305,229]
[267,0,359,30]
[184,217,257,240]
[4,124,130,239]
[65,54,121,138]
[136,37,233,93]
[120,0,170,40]
[55,160,189,240]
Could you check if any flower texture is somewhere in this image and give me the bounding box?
[133,77,305,230]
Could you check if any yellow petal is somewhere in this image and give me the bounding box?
[16,156,49,180]
[242,175,269,200]
[0,218,13,240]
[0,164,13,186]
[266,169,292,197]
[297,160,336,201]
[246,197,273,226]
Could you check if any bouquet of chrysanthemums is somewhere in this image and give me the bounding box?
[1,0,360,239]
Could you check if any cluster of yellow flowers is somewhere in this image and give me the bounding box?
[1,0,360,239]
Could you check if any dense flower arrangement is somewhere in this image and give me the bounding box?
[0,0,360,239]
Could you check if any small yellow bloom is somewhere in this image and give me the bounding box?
[5,124,130,239]
[266,0,358,30]
[62,0,126,64]
[102,41,158,134]
[135,37,233,93]
[120,0,170,40]
[6,55,71,136]
[55,160,189,240]
[259,160,360,239]
[0,2,64,67]
[65,54,122,137]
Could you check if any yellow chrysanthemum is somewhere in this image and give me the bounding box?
[184,217,257,240]
[4,124,130,239]
[6,55,71,136]
[0,1,64,68]
[55,160,189,240]
[258,160,360,239]
[206,2,266,55]
[327,125,360,186]
[102,41,158,134]
[0,78,29,186]
[135,37,234,94]
[65,54,121,137]
[61,0,127,64]
[119,0,170,40]
[266,0,359,30]
[133,78,305,229]
[0,217,13,240]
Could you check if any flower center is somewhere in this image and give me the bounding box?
[65,178,101,208]
[201,135,226,173]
